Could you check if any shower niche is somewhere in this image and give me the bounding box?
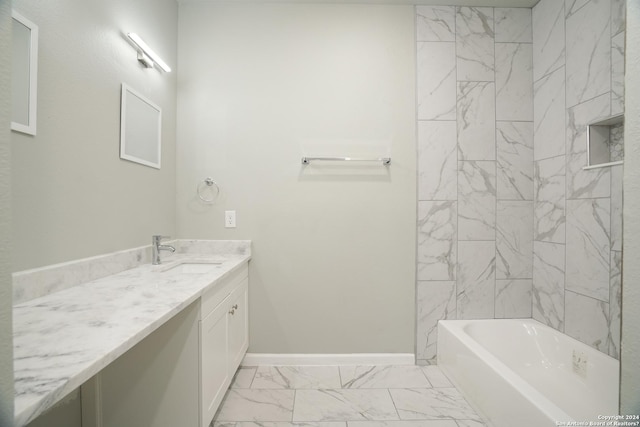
[586,114,624,169]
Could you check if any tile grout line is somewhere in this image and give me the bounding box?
[418,364,434,388]
[386,387,402,421]
[414,3,421,369]
[248,366,257,389]
[563,0,568,334]
[454,4,459,333]
[291,388,297,423]
[493,6,498,321]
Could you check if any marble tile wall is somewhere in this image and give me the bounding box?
[532,0,624,358]
[416,6,534,364]
[416,0,625,363]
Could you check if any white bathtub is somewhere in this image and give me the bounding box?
[437,319,619,427]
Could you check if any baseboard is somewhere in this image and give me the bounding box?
[241,353,415,366]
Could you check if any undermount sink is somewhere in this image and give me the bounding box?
[160,261,222,274]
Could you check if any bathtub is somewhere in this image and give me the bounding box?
[437,319,619,427]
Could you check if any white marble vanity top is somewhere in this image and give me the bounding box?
[12,251,250,426]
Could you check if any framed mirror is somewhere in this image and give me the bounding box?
[120,83,162,169]
[11,11,38,135]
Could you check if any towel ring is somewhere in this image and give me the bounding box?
[197,177,220,203]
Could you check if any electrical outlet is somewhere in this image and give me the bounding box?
[572,349,588,378]
[225,210,236,228]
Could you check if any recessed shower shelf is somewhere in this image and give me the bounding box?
[586,114,624,169]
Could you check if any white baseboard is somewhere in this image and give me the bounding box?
[241,353,415,366]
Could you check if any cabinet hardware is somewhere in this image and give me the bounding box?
[229,308,235,315]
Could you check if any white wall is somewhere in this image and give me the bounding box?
[177,3,416,354]
[0,1,14,424]
[11,0,179,272]
[621,0,640,414]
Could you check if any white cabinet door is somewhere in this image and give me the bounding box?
[200,296,230,427]
[227,280,249,374]
[199,262,249,427]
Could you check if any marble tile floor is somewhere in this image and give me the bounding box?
[212,365,486,427]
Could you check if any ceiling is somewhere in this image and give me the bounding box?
[177,0,540,7]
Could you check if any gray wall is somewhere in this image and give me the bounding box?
[531,0,624,358]
[621,0,640,414]
[11,0,179,272]
[415,6,534,364]
[101,302,199,427]
[26,392,81,427]
[0,1,14,425]
[177,3,417,354]
[9,0,178,423]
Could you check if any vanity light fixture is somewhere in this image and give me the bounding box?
[127,32,171,72]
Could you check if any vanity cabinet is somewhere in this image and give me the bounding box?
[227,280,249,372]
[200,263,249,427]
[200,296,231,426]
[18,252,251,427]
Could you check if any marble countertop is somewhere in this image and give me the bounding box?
[12,252,251,427]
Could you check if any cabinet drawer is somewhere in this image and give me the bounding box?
[201,264,248,319]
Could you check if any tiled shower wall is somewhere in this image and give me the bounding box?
[416,0,626,364]
[416,6,534,364]
[531,0,625,358]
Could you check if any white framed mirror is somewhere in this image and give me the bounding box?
[120,83,162,169]
[11,11,38,136]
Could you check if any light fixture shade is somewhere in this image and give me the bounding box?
[127,32,171,73]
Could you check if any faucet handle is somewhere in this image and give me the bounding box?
[152,235,171,243]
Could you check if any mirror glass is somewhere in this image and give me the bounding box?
[120,83,162,169]
[11,11,38,135]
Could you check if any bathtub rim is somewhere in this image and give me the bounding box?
[437,318,583,424]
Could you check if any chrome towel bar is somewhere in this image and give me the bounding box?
[301,156,391,165]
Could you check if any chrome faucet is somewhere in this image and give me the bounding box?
[152,235,175,265]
